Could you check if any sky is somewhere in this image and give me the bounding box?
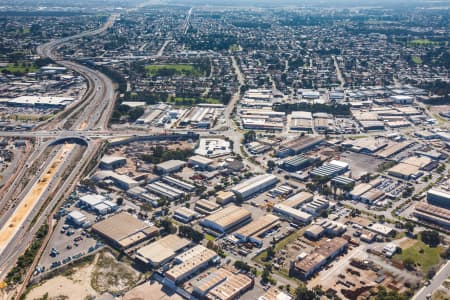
[2,0,450,9]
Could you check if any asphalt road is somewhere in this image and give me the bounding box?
[412,261,450,300]
[0,15,118,282]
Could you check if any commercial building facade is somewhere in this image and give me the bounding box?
[273,204,313,225]
[427,189,450,210]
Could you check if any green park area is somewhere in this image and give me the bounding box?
[145,64,202,76]
[167,96,221,106]
[0,63,38,75]
[412,56,423,64]
[393,239,443,275]
[409,39,438,46]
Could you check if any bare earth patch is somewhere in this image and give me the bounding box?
[26,258,98,300]
[397,237,417,249]
[91,252,142,294]
[26,250,142,300]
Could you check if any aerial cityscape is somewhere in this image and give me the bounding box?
[0,0,449,299]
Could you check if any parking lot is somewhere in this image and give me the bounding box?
[38,215,101,273]
[216,220,295,259]
[36,191,106,275]
[340,152,385,178]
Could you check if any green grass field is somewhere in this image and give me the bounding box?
[409,39,438,46]
[204,233,216,241]
[229,44,241,52]
[253,227,306,264]
[393,240,443,274]
[0,63,38,75]
[167,97,222,105]
[412,56,423,64]
[145,64,200,76]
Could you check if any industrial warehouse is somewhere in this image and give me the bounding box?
[91,212,159,250]
[2,4,450,300]
[0,95,75,108]
[192,268,253,300]
[290,237,348,279]
[135,234,192,268]
[234,214,280,246]
[200,205,252,235]
[231,174,279,199]
[164,245,219,284]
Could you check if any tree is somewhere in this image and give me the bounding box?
[262,268,271,282]
[266,245,275,259]
[261,264,275,284]
[128,107,145,122]
[373,286,409,300]
[440,247,450,259]
[178,226,204,243]
[436,164,445,174]
[267,160,276,170]
[116,197,124,206]
[404,221,415,233]
[319,209,329,218]
[421,230,441,247]
[402,186,415,198]
[295,285,318,300]
[160,218,177,234]
[234,261,251,272]
[206,240,214,249]
[427,267,437,279]
[243,130,256,143]
[403,257,415,271]
[361,173,371,183]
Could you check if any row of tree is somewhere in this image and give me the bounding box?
[139,146,194,164]
[273,103,351,116]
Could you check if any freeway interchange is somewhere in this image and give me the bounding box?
[0,12,252,292]
[0,14,119,287]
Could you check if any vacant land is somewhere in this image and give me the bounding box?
[124,281,183,300]
[145,64,201,76]
[393,239,443,275]
[91,251,142,293]
[26,250,142,300]
[26,256,98,300]
[340,152,385,178]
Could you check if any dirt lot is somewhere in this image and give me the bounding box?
[26,250,142,300]
[26,256,98,300]
[396,237,417,249]
[429,105,450,117]
[91,252,142,293]
[124,281,183,300]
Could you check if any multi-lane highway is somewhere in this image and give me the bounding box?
[36,14,118,131]
[0,8,259,293]
[0,14,119,287]
[0,10,225,288]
